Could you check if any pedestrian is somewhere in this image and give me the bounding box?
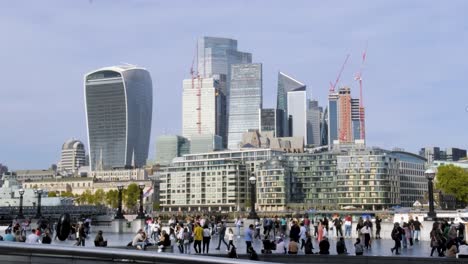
[193,222,203,254]
[304,233,314,254]
[313,216,319,237]
[299,222,307,250]
[360,223,371,249]
[317,219,324,241]
[319,236,330,254]
[254,218,261,239]
[337,236,347,254]
[280,217,287,236]
[356,217,364,241]
[375,215,382,239]
[177,225,185,253]
[355,238,364,255]
[430,222,444,257]
[215,221,228,250]
[202,224,211,254]
[235,217,242,238]
[227,228,235,252]
[183,227,192,254]
[245,224,254,254]
[75,224,86,247]
[25,229,40,244]
[303,215,311,234]
[390,222,403,255]
[344,215,352,238]
[289,220,300,242]
[333,216,343,237]
[42,230,52,244]
[413,217,423,241]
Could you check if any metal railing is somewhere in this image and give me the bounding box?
[0,242,268,264]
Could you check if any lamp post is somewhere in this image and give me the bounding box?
[18,189,25,219]
[115,184,125,220]
[34,189,43,219]
[248,175,258,219]
[137,183,145,219]
[425,168,437,220]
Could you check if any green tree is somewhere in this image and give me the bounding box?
[124,183,140,211]
[93,189,105,206]
[60,191,74,197]
[48,192,57,197]
[106,190,119,208]
[436,164,468,203]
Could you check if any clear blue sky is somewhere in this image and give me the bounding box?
[1,0,467,170]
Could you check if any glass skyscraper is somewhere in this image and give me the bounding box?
[277,72,306,137]
[155,135,190,165]
[328,93,339,148]
[228,63,262,149]
[287,87,307,143]
[307,100,322,147]
[84,65,153,171]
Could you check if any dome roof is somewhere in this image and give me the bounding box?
[62,139,84,150]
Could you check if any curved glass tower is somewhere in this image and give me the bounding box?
[84,65,153,171]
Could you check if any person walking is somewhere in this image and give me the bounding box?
[235,217,242,238]
[413,217,423,242]
[299,222,307,250]
[313,217,319,237]
[193,223,203,254]
[344,215,353,238]
[360,223,371,249]
[375,216,382,239]
[245,224,254,253]
[215,221,228,250]
[227,228,235,252]
[202,224,211,254]
[289,221,300,243]
[391,223,403,255]
[254,219,261,239]
[333,216,343,238]
[75,223,86,247]
[183,227,192,254]
[177,225,185,253]
[430,222,444,257]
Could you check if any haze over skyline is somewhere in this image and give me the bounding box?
[1,0,467,169]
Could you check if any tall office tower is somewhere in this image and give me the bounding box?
[197,37,252,143]
[328,93,339,147]
[445,148,467,161]
[338,87,353,143]
[419,147,441,164]
[259,108,281,137]
[287,87,307,144]
[84,65,153,171]
[277,72,306,137]
[307,100,322,147]
[321,107,328,146]
[351,98,362,140]
[155,135,190,166]
[228,63,262,149]
[182,76,226,145]
[58,139,86,174]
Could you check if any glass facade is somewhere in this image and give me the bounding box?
[155,135,190,165]
[277,72,306,137]
[257,157,291,211]
[287,88,307,143]
[328,93,339,147]
[228,63,262,149]
[260,108,281,137]
[392,151,427,207]
[85,66,152,170]
[307,100,322,147]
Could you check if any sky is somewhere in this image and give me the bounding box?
[1,0,467,170]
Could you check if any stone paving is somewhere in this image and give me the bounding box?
[50,231,438,258]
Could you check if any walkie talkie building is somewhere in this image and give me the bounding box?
[84,65,153,171]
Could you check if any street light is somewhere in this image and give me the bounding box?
[425,168,437,220]
[18,189,25,219]
[34,189,43,219]
[115,184,125,220]
[137,183,145,219]
[248,175,258,219]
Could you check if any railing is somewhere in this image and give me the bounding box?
[0,242,267,264]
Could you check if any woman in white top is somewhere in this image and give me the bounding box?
[227,228,235,251]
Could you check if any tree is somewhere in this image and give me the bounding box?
[61,191,74,198]
[106,190,119,208]
[436,164,468,203]
[124,183,140,212]
[94,189,105,206]
[48,192,57,197]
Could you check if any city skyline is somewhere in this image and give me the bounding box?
[1,0,468,169]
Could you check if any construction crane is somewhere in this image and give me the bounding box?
[190,44,202,134]
[329,54,350,93]
[354,48,367,140]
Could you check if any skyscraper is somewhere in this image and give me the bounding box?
[228,63,262,149]
[351,98,362,141]
[277,72,306,137]
[328,93,339,147]
[182,76,226,145]
[84,65,153,171]
[287,87,307,143]
[58,139,86,174]
[307,100,322,147]
[338,87,353,142]
[155,135,190,166]
[259,108,281,137]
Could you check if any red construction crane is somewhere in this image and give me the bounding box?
[354,48,367,140]
[329,54,350,93]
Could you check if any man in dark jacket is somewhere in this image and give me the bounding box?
[319,236,330,254]
[215,221,228,250]
[390,223,403,255]
[289,221,300,242]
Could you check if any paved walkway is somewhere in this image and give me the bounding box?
[49,231,437,258]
